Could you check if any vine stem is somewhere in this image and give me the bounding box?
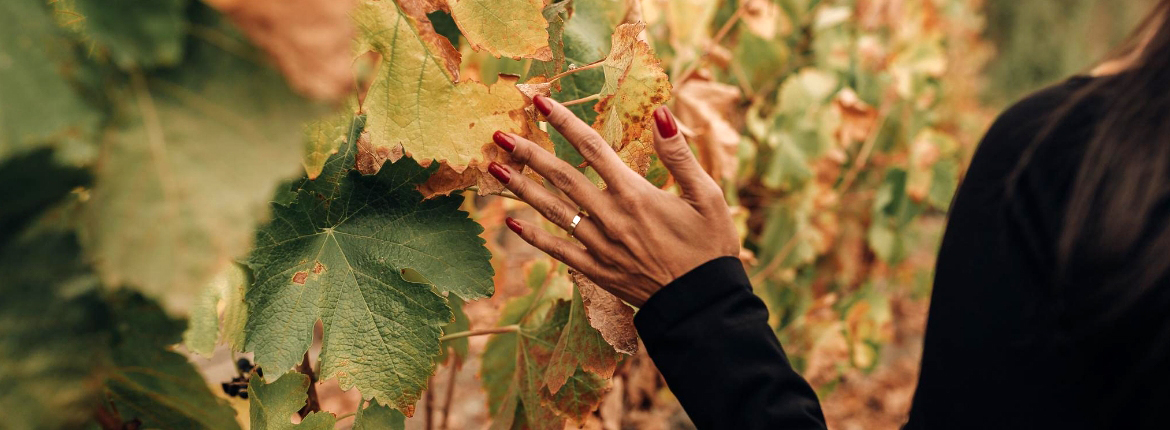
[425,374,435,430]
[548,60,605,83]
[439,325,520,341]
[440,357,457,430]
[562,93,601,107]
[296,353,320,418]
[672,0,750,87]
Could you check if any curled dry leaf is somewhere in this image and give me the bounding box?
[593,22,672,174]
[205,0,356,101]
[834,88,879,146]
[673,75,741,182]
[569,270,639,355]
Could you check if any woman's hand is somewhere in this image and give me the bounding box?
[486,95,740,307]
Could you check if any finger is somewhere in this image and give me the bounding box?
[505,217,603,274]
[488,162,609,249]
[652,106,722,205]
[493,131,607,215]
[533,95,641,187]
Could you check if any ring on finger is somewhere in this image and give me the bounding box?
[568,211,586,237]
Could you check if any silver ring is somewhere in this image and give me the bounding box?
[568,213,583,236]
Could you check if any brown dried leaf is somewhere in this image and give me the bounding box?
[205,0,356,100]
[570,270,638,355]
[673,76,741,182]
[593,22,672,174]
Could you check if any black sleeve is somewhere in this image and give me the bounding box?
[634,256,827,430]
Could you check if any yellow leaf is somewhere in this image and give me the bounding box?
[592,22,672,175]
[355,0,534,193]
[438,0,552,60]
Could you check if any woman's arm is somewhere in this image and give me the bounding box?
[486,95,826,428]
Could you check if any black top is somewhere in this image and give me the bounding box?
[633,76,1170,429]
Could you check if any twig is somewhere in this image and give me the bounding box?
[835,108,891,195]
[672,0,750,87]
[425,374,435,430]
[749,232,803,285]
[439,325,520,341]
[562,93,601,107]
[548,60,605,83]
[296,353,320,418]
[440,357,457,430]
[93,404,121,430]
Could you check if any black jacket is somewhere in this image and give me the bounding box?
[634,76,1170,429]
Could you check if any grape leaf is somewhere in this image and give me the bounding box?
[354,0,532,190]
[438,0,552,60]
[0,232,108,430]
[182,263,250,356]
[528,0,625,167]
[592,22,672,175]
[0,148,91,244]
[0,0,99,160]
[568,270,638,354]
[246,148,492,412]
[204,0,355,100]
[353,400,407,430]
[249,373,337,430]
[303,102,361,180]
[81,7,322,308]
[104,291,242,430]
[542,277,624,394]
[438,297,471,366]
[64,0,189,69]
[482,265,611,429]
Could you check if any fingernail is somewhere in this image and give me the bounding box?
[487,162,510,184]
[654,106,678,138]
[493,131,516,152]
[533,95,554,117]
[506,217,523,234]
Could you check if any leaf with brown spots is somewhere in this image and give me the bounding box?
[592,22,672,175]
[245,136,493,414]
[355,0,536,196]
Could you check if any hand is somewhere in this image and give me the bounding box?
[486,95,740,307]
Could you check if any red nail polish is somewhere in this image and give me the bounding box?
[493,131,516,152]
[533,95,554,117]
[506,217,523,234]
[653,106,678,138]
[487,162,511,184]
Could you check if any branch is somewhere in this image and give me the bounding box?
[440,357,457,430]
[561,93,601,107]
[296,353,320,418]
[548,60,605,83]
[672,0,750,87]
[425,374,435,430]
[439,325,520,342]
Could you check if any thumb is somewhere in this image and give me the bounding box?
[652,106,719,201]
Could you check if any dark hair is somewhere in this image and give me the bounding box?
[1010,0,1170,317]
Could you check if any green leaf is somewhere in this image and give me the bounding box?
[438,297,471,365]
[303,102,360,180]
[246,149,492,411]
[482,267,610,429]
[81,7,322,307]
[0,148,90,244]
[353,400,407,430]
[61,0,189,69]
[249,373,337,430]
[0,232,108,430]
[104,291,242,430]
[0,0,100,159]
[182,264,250,356]
[542,279,623,394]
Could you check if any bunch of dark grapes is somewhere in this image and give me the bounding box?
[221,358,263,399]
